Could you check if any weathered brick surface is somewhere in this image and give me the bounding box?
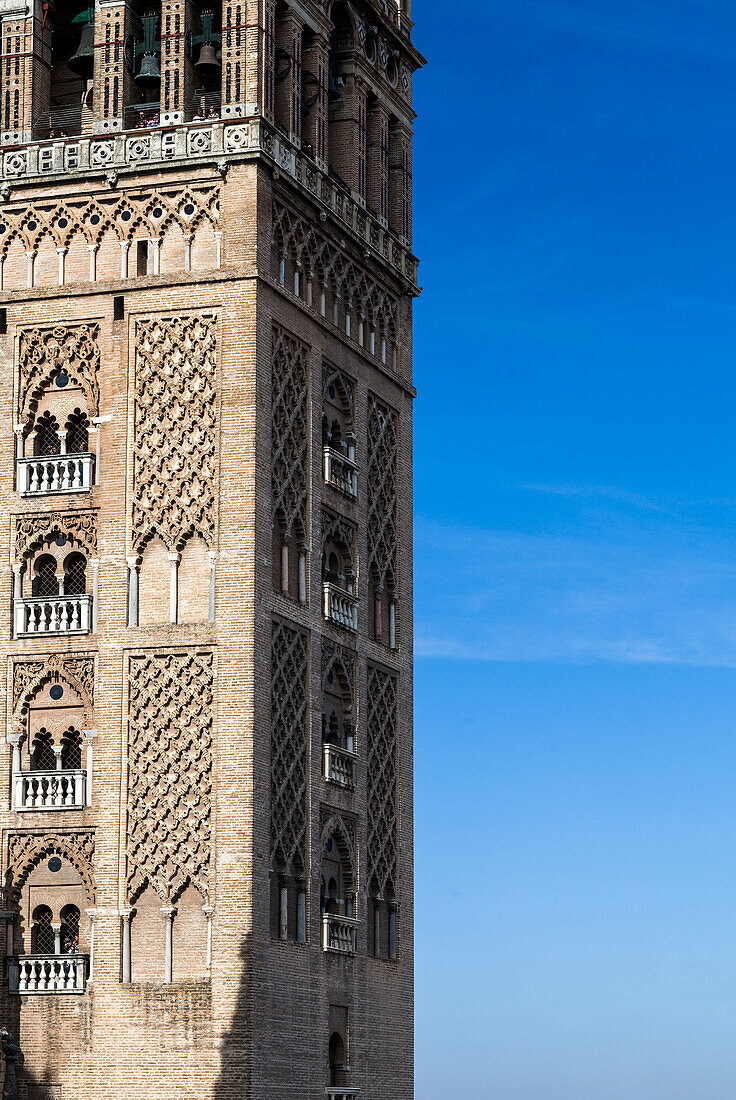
[0,0,421,1095]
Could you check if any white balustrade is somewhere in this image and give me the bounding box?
[324,1091,360,1099]
[323,446,358,498]
[323,583,358,631]
[323,744,357,789]
[17,454,95,496]
[14,770,86,811]
[321,913,358,955]
[10,954,87,994]
[14,595,93,637]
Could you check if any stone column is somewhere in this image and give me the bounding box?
[127,555,140,627]
[90,558,99,632]
[161,906,176,983]
[8,732,22,810]
[281,537,290,596]
[25,251,35,289]
[91,414,111,484]
[88,244,98,282]
[52,921,62,955]
[298,544,308,605]
[202,905,214,973]
[374,585,383,641]
[168,552,180,624]
[296,888,306,943]
[208,551,217,623]
[119,240,130,278]
[56,247,67,285]
[389,596,397,649]
[120,907,135,982]
[82,729,97,805]
[279,881,288,941]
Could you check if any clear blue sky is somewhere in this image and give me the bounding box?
[412,3,736,1097]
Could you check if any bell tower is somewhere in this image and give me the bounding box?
[0,0,422,1096]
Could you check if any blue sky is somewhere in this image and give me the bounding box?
[412,2,736,1096]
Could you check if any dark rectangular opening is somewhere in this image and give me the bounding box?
[113,296,124,321]
[136,240,148,276]
[0,309,7,335]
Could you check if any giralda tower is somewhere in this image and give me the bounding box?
[0,0,422,1095]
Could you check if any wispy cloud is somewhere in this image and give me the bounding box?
[414,500,736,666]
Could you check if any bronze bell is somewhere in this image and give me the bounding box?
[68,20,95,80]
[136,52,161,88]
[194,42,220,76]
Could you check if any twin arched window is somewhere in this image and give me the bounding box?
[33,408,90,457]
[31,551,87,597]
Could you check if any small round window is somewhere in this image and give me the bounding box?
[56,372,69,388]
[49,685,64,701]
[48,857,62,873]
[55,533,67,547]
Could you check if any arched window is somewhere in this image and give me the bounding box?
[61,726,83,770]
[60,904,80,954]
[32,905,54,954]
[30,728,56,771]
[33,554,59,597]
[65,408,90,454]
[63,552,87,595]
[320,826,355,919]
[328,1032,347,1086]
[322,662,353,752]
[33,411,61,456]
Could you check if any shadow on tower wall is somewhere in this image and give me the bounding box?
[212,934,253,1100]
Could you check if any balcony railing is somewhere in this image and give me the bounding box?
[325,1091,360,1099]
[14,770,86,811]
[323,583,358,632]
[323,447,358,498]
[14,595,93,637]
[9,955,88,994]
[322,914,358,955]
[17,454,95,496]
[323,744,357,789]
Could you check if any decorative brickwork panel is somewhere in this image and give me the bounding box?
[273,198,398,345]
[0,186,219,260]
[272,324,309,540]
[270,622,308,875]
[366,665,398,898]
[127,652,213,903]
[6,829,95,903]
[367,396,398,590]
[132,313,218,553]
[12,654,94,725]
[18,324,100,423]
[14,510,97,562]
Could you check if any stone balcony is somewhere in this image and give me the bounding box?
[17,454,95,497]
[323,583,358,632]
[9,954,88,994]
[14,595,93,637]
[323,447,358,499]
[14,770,86,812]
[325,1091,360,1100]
[322,914,358,955]
[323,744,357,790]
